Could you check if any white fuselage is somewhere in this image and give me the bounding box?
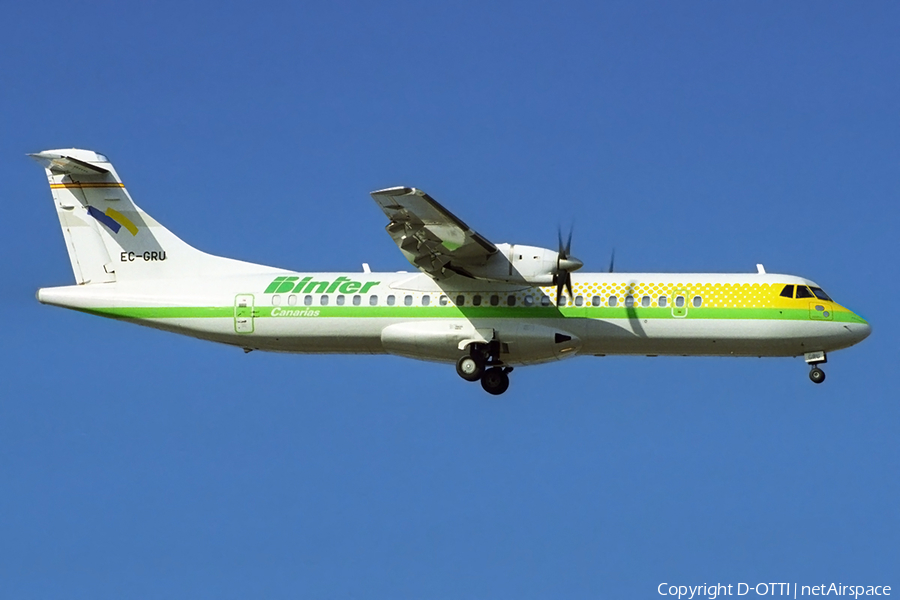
[37,270,871,367]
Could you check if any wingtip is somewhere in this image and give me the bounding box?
[371,186,415,196]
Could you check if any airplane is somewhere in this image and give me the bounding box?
[31,148,871,395]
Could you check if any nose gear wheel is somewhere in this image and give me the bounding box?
[809,367,826,384]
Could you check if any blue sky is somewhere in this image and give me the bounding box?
[1,2,897,597]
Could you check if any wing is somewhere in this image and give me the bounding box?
[370,187,497,279]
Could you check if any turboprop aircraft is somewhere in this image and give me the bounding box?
[31,149,870,395]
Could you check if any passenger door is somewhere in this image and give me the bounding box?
[234,294,255,333]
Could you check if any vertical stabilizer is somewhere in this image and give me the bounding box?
[31,149,275,283]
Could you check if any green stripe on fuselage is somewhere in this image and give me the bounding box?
[75,305,861,323]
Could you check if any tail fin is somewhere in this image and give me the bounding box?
[31,149,273,284]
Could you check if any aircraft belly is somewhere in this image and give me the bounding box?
[580,317,860,357]
[238,317,385,353]
[130,314,862,360]
[125,316,386,354]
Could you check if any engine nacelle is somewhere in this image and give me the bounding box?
[464,243,560,285]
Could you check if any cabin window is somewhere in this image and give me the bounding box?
[490,295,500,306]
[473,295,482,306]
[796,286,814,299]
[641,295,650,307]
[288,294,298,306]
[780,284,795,298]
[320,295,329,306]
[557,296,567,306]
[439,295,449,306]
[404,295,413,306]
[591,296,601,307]
[625,295,634,307]
[524,295,534,306]
[541,296,551,307]
[272,294,282,306]
[507,295,516,306]
[692,296,702,307]
[658,295,667,307]
[675,296,685,308]
[810,287,832,301]
[421,295,430,306]
[304,295,313,306]
[575,296,584,306]
[387,295,395,306]
[608,296,617,307]
[456,295,465,306]
[336,295,345,306]
[353,295,361,306]
[368,295,378,306]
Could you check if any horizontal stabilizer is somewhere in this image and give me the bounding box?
[29,151,110,176]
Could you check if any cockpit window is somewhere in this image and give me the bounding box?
[796,285,814,299]
[779,285,794,298]
[810,287,832,301]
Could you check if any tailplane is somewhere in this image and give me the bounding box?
[31,149,274,284]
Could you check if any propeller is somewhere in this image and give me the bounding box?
[554,228,584,303]
[608,248,616,273]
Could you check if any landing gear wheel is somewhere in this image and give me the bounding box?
[809,367,826,384]
[456,355,484,382]
[480,367,510,395]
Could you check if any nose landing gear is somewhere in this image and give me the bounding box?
[457,342,512,394]
[804,351,827,385]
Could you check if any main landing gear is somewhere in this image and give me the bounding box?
[456,342,513,395]
[480,367,511,395]
[455,355,484,382]
[805,351,827,385]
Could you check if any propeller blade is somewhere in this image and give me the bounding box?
[608,249,616,273]
[554,226,582,304]
[557,228,566,259]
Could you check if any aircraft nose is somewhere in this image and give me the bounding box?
[846,318,871,344]
[857,321,872,341]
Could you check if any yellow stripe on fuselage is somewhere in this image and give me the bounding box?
[544,280,853,315]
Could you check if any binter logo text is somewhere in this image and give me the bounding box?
[265,276,380,295]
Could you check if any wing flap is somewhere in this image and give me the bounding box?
[370,187,497,279]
